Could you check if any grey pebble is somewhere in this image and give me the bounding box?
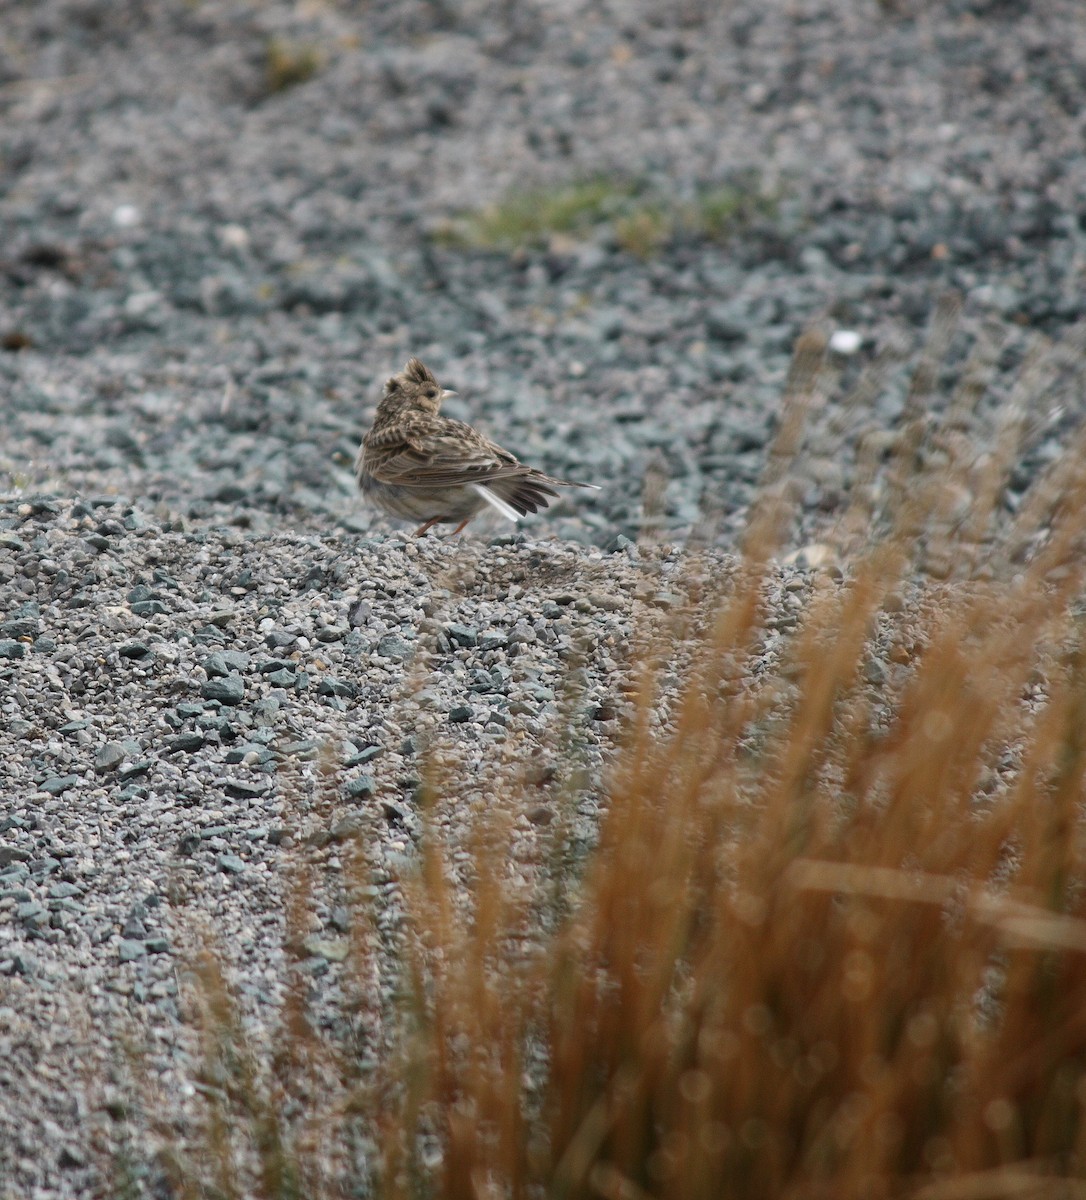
[166,732,205,753]
[117,940,147,963]
[40,775,80,795]
[202,675,245,704]
[204,650,250,676]
[93,743,126,773]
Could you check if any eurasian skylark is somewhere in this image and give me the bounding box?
[356,358,597,536]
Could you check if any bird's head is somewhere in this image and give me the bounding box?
[378,357,455,417]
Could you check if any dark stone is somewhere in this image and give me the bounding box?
[166,732,205,753]
[218,778,269,799]
[130,600,167,616]
[202,675,245,705]
[446,623,478,647]
[203,650,249,676]
[41,775,79,795]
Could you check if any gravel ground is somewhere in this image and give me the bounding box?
[2,0,1086,1194]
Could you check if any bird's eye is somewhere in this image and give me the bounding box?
[426,388,438,399]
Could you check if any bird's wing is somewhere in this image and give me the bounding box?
[362,416,531,488]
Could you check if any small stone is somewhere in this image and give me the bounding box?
[279,739,318,759]
[256,658,293,673]
[41,775,80,795]
[587,591,626,612]
[117,939,147,963]
[218,778,269,799]
[166,732,205,753]
[224,743,273,765]
[376,635,413,661]
[344,745,381,766]
[346,776,376,798]
[130,600,167,617]
[527,805,554,826]
[446,624,478,647]
[58,1145,87,1170]
[94,743,126,773]
[317,677,354,697]
[0,640,26,659]
[330,817,363,841]
[863,659,889,685]
[218,854,246,875]
[118,641,152,659]
[203,650,249,677]
[0,618,37,639]
[202,675,245,705]
[448,705,473,723]
[265,668,297,687]
[303,937,349,963]
[828,329,863,355]
[16,902,47,926]
[123,916,148,940]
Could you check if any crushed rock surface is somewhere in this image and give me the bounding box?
[2,0,1086,1194]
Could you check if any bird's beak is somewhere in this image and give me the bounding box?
[442,389,458,398]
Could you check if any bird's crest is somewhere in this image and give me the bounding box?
[403,358,437,386]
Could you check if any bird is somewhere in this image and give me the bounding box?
[355,357,598,537]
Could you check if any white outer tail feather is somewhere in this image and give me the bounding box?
[469,482,520,522]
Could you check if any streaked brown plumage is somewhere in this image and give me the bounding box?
[355,358,597,536]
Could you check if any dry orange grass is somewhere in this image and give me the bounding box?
[154,307,1086,1200]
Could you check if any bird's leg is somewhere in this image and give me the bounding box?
[413,517,443,537]
[450,517,473,536]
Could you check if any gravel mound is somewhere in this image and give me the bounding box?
[2,0,1086,1193]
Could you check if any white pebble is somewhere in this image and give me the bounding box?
[111,203,142,228]
[828,329,863,355]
